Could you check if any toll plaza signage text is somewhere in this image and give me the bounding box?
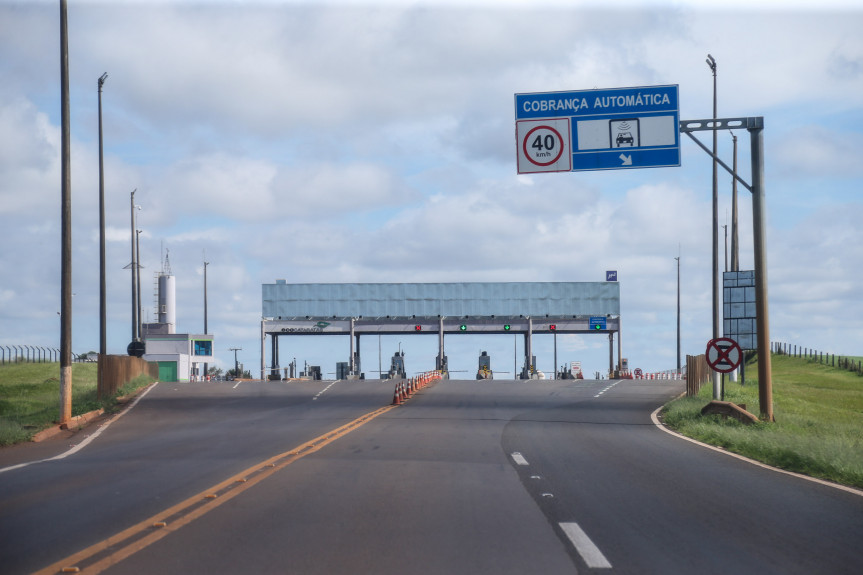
[515,85,680,173]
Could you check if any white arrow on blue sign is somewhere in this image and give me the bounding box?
[515,85,680,173]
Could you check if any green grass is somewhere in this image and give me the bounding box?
[0,362,155,446]
[663,354,863,489]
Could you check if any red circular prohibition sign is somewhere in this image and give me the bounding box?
[706,337,742,373]
[523,125,566,166]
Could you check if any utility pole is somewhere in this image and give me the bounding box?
[229,347,242,377]
[59,0,73,425]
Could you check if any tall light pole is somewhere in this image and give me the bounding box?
[136,228,143,339]
[98,72,108,359]
[129,189,140,343]
[706,53,721,400]
[59,0,73,424]
[203,259,209,334]
[675,254,681,375]
[203,258,209,379]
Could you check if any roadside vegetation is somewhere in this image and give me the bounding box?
[662,353,863,489]
[0,362,155,446]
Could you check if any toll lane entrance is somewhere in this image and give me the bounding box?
[260,282,623,380]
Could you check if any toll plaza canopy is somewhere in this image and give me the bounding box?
[263,281,620,319]
[260,281,623,379]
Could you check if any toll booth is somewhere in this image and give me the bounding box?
[387,351,406,380]
[301,364,321,380]
[436,354,448,375]
[336,362,349,379]
[477,351,492,379]
[520,355,537,380]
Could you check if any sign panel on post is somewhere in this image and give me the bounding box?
[515,85,680,173]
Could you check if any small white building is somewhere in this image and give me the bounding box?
[144,333,214,382]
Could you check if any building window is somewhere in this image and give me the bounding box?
[194,340,212,356]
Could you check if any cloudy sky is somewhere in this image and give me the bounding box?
[1,0,861,378]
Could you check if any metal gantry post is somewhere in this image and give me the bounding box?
[617,316,623,375]
[260,320,265,380]
[608,333,614,377]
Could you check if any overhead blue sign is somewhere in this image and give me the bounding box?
[515,85,680,173]
[589,316,608,331]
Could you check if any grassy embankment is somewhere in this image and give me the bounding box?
[0,362,155,446]
[662,353,863,489]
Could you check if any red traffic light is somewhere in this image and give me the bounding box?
[414,325,422,331]
[549,324,557,331]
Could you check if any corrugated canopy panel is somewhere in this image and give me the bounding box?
[262,282,620,318]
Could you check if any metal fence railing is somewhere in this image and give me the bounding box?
[772,341,862,376]
[1,345,61,364]
[0,346,102,364]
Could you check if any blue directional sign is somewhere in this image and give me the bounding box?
[515,85,680,173]
[589,316,608,331]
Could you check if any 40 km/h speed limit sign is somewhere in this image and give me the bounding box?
[516,118,571,173]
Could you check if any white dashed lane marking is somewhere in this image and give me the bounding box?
[511,452,529,466]
[560,521,613,569]
[510,450,613,569]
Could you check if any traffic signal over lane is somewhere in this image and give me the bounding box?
[459,324,467,331]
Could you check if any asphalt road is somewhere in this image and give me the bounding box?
[1,377,861,574]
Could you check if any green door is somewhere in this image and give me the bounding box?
[158,361,178,382]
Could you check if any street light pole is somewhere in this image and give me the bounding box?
[130,189,138,342]
[98,73,108,360]
[203,259,209,335]
[203,258,209,379]
[675,254,681,375]
[136,228,143,340]
[706,53,721,400]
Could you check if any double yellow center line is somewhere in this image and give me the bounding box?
[35,404,397,575]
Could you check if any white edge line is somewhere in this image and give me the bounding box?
[559,521,612,569]
[650,405,863,498]
[0,381,160,475]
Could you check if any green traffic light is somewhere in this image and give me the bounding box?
[504,324,511,331]
[460,324,467,331]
